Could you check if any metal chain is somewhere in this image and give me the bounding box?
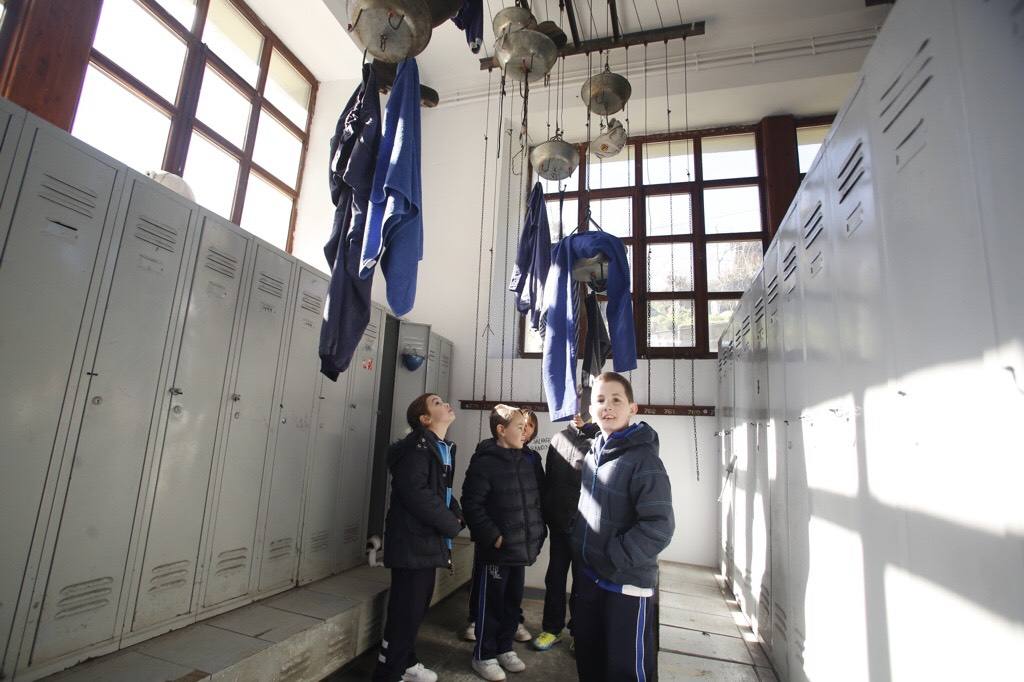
[683,37,700,481]
[499,89,515,401]
[643,43,652,403]
[510,107,526,401]
[471,69,495,403]
[664,40,678,410]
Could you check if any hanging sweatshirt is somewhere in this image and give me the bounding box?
[509,181,552,333]
[542,231,637,421]
[361,58,423,317]
[452,0,484,53]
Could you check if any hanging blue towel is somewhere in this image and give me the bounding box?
[543,231,637,421]
[452,0,484,53]
[361,58,422,317]
[509,181,551,332]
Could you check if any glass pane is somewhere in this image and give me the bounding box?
[524,324,543,354]
[195,65,251,148]
[709,300,741,352]
[241,172,293,249]
[797,125,830,174]
[646,243,694,292]
[93,0,187,102]
[536,156,580,193]
[545,198,577,242]
[702,133,758,180]
[648,300,695,348]
[153,0,196,29]
[707,241,764,293]
[253,110,303,187]
[588,197,632,238]
[643,139,694,184]
[646,194,692,236]
[183,131,239,218]
[73,65,171,173]
[704,186,762,234]
[205,0,263,85]
[266,49,311,128]
[587,144,634,189]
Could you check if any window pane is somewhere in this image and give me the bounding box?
[587,144,634,189]
[205,0,263,85]
[589,197,632,238]
[240,172,293,249]
[797,125,829,174]
[545,198,577,241]
[73,65,171,173]
[643,139,694,185]
[646,243,694,292]
[646,194,692,236]
[707,241,764,293]
[702,133,758,180]
[524,324,542,354]
[253,110,302,187]
[184,131,239,218]
[266,49,311,128]
[709,300,741,352]
[93,0,187,102]
[195,65,251,148]
[648,300,695,348]
[704,186,762,234]
[536,157,580,193]
[153,0,196,29]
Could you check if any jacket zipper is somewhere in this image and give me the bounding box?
[581,442,603,565]
[517,455,532,554]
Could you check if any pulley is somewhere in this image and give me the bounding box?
[345,0,433,63]
[581,63,632,116]
[529,134,578,181]
[593,118,627,158]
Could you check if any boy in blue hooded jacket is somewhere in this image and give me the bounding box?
[571,372,675,682]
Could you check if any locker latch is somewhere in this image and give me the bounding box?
[169,387,184,396]
[231,393,242,401]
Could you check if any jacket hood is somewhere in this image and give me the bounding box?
[388,428,453,468]
[596,421,658,464]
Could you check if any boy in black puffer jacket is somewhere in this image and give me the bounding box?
[461,405,546,681]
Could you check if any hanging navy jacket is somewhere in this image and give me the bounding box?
[319,64,381,380]
[452,0,484,53]
[543,231,637,421]
[509,182,551,332]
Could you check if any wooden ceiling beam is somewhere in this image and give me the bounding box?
[608,0,621,41]
[563,0,582,48]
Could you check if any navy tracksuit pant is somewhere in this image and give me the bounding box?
[541,530,578,635]
[473,563,525,660]
[372,567,436,681]
[572,575,655,682]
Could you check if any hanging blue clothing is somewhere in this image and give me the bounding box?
[361,58,423,317]
[509,182,551,332]
[543,232,637,421]
[452,0,484,53]
[319,64,381,380]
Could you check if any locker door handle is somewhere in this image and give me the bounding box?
[231,393,242,401]
[169,387,184,396]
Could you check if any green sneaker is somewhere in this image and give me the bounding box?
[532,631,562,651]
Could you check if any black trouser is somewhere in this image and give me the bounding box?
[541,530,577,635]
[472,563,525,660]
[468,550,524,626]
[373,567,436,682]
[572,575,655,682]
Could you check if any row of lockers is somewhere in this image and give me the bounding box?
[716,1,1023,680]
[0,100,451,680]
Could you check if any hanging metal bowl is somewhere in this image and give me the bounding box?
[495,28,557,82]
[346,0,433,63]
[492,5,537,37]
[581,64,632,116]
[530,136,578,181]
[593,118,627,158]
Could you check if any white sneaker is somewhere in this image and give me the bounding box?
[514,622,532,642]
[463,622,477,641]
[496,650,526,672]
[472,657,507,681]
[402,662,438,682]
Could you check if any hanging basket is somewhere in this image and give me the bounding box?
[529,136,578,181]
[593,118,628,158]
[346,0,433,63]
[581,65,632,116]
[495,28,557,82]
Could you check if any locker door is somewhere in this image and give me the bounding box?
[748,276,771,643]
[203,245,293,608]
[337,307,385,571]
[731,301,753,612]
[717,325,734,580]
[390,321,430,442]
[0,98,26,251]
[438,339,453,398]
[424,332,441,394]
[130,214,249,633]
[31,177,194,665]
[258,269,326,592]
[0,129,120,677]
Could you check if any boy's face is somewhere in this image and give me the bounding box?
[497,413,527,450]
[419,395,455,429]
[523,416,536,444]
[590,378,638,435]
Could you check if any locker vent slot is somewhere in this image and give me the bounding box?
[40,172,98,219]
[879,39,933,135]
[836,141,865,205]
[754,297,765,324]
[342,523,359,545]
[147,559,191,593]
[773,602,788,632]
[257,272,285,299]
[766,276,780,304]
[279,651,312,681]
[135,216,179,253]
[794,628,806,664]
[364,321,379,340]
[267,537,294,561]
[782,246,798,282]
[310,530,330,552]
[300,292,323,314]
[205,247,239,278]
[801,202,824,251]
[215,547,249,576]
[55,577,114,619]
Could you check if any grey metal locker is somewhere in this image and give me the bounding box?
[129,213,251,634]
[437,339,453,399]
[0,97,26,251]
[30,175,195,666]
[203,244,294,609]
[717,325,734,581]
[336,306,386,571]
[390,321,431,442]
[424,332,441,395]
[0,125,121,679]
[257,268,327,593]
[730,298,753,613]
[747,272,771,645]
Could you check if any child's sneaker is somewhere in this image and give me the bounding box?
[532,631,562,651]
[472,658,507,681]
[514,622,532,642]
[463,622,477,641]
[496,651,526,673]
[402,662,438,682]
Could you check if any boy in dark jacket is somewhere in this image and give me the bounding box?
[461,405,546,681]
[571,373,674,682]
[374,394,463,682]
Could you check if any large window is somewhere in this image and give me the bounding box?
[525,125,769,359]
[72,0,316,251]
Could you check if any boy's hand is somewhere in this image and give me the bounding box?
[494,535,504,549]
